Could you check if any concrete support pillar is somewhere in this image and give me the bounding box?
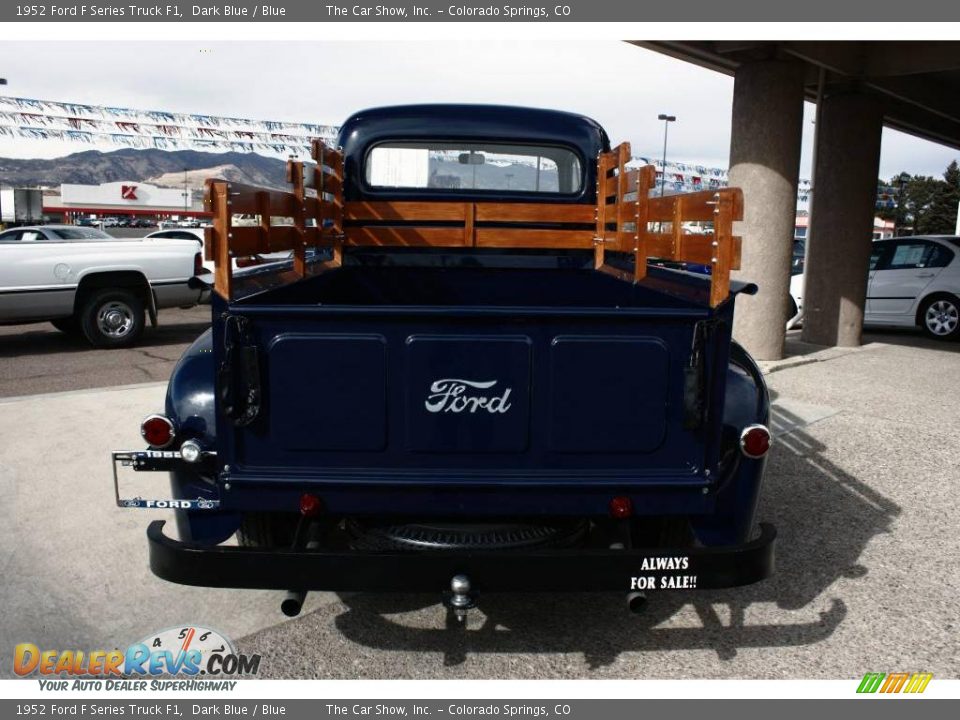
[728,60,805,361]
[802,91,883,347]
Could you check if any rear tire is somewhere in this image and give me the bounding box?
[79,288,145,348]
[51,317,81,336]
[919,294,960,340]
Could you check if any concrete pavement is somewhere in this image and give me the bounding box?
[0,382,327,676]
[0,334,958,679]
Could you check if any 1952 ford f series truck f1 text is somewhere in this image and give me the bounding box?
[112,104,776,621]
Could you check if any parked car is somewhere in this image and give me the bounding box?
[115,104,776,620]
[0,224,207,347]
[792,235,960,340]
[786,238,805,330]
[145,227,292,273]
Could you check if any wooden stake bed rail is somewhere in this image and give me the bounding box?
[205,140,743,307]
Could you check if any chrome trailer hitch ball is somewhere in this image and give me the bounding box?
[443,574,478,624]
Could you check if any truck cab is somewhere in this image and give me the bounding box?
[113,105,775,619]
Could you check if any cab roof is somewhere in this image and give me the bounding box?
[336,104,610,204]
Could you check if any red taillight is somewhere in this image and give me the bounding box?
[141,414,175,448]
[193,252,210,276]
[740,424,771,459]
[299,493,323,517]
[609,496,633,519]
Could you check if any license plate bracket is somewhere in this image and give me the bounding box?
[111,451,221,510]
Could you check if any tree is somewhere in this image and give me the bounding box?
[876,162,960,235]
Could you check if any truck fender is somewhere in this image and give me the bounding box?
[73,269,153,318]
[163,328,238,543]
[692,340,770,546]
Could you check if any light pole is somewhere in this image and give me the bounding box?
[0,80,6,228]
[657,113,676,197]
[183,168,189,214]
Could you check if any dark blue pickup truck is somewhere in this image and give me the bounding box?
[112,105,775,620]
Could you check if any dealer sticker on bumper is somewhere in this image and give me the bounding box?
[631,555,698,590]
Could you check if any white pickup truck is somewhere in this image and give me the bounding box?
[0,225,208,347]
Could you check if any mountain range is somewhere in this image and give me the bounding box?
[0,148,289,189]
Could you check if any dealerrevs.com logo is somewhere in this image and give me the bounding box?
[15,626,260,691]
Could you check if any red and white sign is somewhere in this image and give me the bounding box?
[61,181,186,210]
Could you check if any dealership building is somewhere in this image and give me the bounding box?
[43,180,208,222]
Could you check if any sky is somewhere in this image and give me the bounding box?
[0,40,958,183]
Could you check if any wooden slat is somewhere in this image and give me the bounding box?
[303,196,344,226]
[344,226,469,247]
[312,172,343,196]
[641,232,742,269]
[647,188,744,223]
[614,143,631,254]
[464,202,475,247]
[222,226,304,255]
[346,201,594,226]
[287,158,308,277]
[311,138,344,170]
[594,150,613,268]
[475,202,595,224]
[634,165,656,281]
[346,201,467,222]
[208,181,232,300]
[203,227,215,262]
[476,228,595,249]
[603,173,620,199]
[219,182,299,217]
[711,190,738,307]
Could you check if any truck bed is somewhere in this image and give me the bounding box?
[213,260,734,516]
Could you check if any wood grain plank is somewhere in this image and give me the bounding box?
[346,201,467,222]
[476,228,595,249]
[344,226,469,247]
[475,202,595,223]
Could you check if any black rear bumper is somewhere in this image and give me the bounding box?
[147,520,776,593]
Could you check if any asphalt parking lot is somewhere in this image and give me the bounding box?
[0,322,958,679]
[0,306,209,398]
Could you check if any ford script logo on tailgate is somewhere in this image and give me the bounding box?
[425,379,513,414]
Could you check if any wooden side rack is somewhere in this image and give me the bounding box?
[205,140,743,307]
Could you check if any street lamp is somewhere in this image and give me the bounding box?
[657,113,676,197]
[0,81,6,228]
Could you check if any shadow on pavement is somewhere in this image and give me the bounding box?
[0,322,210,358]
[862,327,960,353]
[326,396,900,670]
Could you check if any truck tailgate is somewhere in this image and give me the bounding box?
[215,267,730,488]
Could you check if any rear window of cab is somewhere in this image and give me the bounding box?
[364,141,583,195]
